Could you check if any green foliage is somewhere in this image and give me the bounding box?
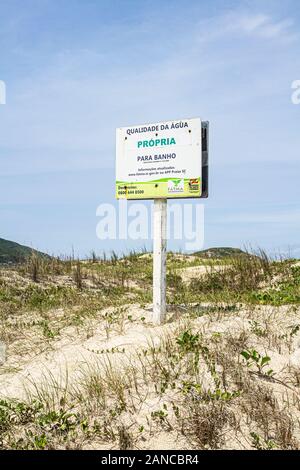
[151,408,168,421]
[11,432,48,450]
[250,432,276,450]
[37,409,80,434]
[193,247,250,258]
[73,260,83,290]
[0,284,79,312]
[250,289,300,305]
[39,320,59,339]
[176,330,200,352]
[0,398,86,450]
[249,320,267,337]
[181,382,240,402]
[190,251,272,297]
[166,272,184,289]
[280,324,300,341]
[207,389,240,401]
[0,399,42,436]
[249,264,300,306]
[289,324,300,337]
[151,404,172,430]
[181,381,202,395]
[241,349,273,376]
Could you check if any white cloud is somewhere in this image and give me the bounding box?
[238,14,269,33]
[238,14,296,41]
[196,11,298,44]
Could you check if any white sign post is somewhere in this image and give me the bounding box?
[116,118,207,324]
[153,198,167,324]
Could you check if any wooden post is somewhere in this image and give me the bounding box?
[153,198,167,324]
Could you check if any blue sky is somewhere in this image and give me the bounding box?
[0,0,299,257]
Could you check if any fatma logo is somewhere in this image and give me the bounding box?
[168,179,184,193]
[0,80,6,105]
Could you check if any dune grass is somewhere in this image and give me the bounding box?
[0,249,299,449]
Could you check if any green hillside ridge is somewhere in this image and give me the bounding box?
[0,237,255,265]
[0,238,48,264]
[193,247,250,258]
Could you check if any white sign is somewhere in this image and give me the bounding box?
[116,117,202,199]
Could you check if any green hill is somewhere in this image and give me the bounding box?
[0,238,47,264]
[193,247,250,259]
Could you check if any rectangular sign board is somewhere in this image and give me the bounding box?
[116,117,204,199]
